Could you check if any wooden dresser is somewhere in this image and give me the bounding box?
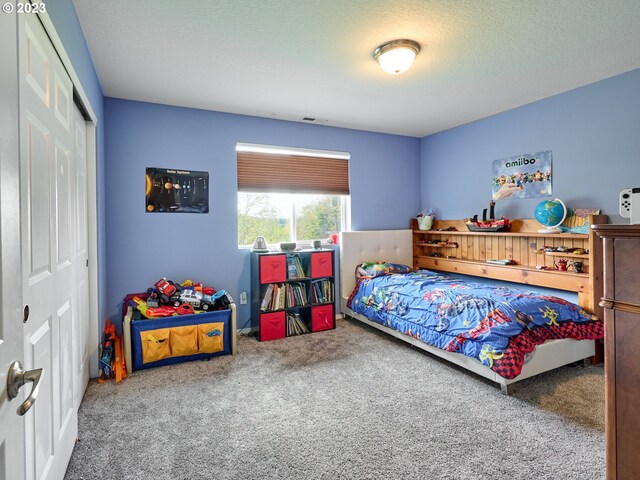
[593,224,640,480]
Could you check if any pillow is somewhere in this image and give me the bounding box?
[355,262,412,279]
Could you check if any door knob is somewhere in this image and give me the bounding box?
[6,361,43,416]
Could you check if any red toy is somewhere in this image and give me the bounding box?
[176,304,195,315]
[145,305,177,318]
[98,319,126,384]
[154,277,177,297]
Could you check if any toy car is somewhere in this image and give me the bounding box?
[147,287,169,305]
[154,277,177,297]
[200,294,214,311]
[172,289,202,308]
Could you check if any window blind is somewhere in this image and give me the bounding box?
[237,151,350,195]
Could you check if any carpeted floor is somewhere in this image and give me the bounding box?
[65,318,604,480]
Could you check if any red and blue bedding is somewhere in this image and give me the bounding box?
[347,265,603,379]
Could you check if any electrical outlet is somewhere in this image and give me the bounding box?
[240,291,247,304]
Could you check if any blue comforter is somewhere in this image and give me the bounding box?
[347,270,602,378]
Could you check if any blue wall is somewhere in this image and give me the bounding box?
[104,98,421,328]
[51,0,640,336]
[47,3,107,333]
[421,68,640,222]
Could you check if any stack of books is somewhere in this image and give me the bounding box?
[286,313,309,336]
[260,283,286,311]
[285,282,308,308]
[286,254,305,279]
[311,279,333,304]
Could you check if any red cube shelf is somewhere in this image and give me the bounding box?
[259,254,286,284]
[310,252,333,278]
[312,304,334,332]
[260,311,286,341]
[252,249,335,341]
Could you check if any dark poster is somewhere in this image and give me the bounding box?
[145,167,209,213]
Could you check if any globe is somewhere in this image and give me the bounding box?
[534,198,567,233]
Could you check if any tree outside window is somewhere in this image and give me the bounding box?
[238,192,346,246]
[237,192,290,246]
[295,195,341,241]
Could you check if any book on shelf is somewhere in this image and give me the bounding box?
[262,283,287,311]
[279,284,284,310]
[286,312,309,336]
[311,279,333,304]
[272,284,282,311]
[260,283,274,311]
[286,254,305,279]
[268,284,277,311]
[285,282,308,308]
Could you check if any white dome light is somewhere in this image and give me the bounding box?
[374,39,421,74]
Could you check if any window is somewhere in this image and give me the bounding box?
[237,192,349,247]
[236,143,350,247]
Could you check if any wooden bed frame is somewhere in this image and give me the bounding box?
[339,220,606,394]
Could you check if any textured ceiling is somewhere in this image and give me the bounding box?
[72,0,640,137]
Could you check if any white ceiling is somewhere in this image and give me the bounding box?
[72,0,640,138]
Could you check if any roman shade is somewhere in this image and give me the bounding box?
[237,150,350,195]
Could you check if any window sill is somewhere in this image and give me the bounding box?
[238,242,338,251]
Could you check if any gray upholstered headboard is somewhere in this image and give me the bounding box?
[339,230,413,306]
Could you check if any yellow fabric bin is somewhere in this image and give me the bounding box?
[197,322,225,354]
[170,326,198,357]
[141,328,171,364]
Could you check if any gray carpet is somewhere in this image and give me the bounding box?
[65,318,604,480]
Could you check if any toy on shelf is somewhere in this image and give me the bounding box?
[486,259,517,265]
[569,260,584,273]
[465,201,510,232]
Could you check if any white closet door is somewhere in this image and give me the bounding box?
[19,12,86,480]
[73,104,90,409]
[0,9,27,480]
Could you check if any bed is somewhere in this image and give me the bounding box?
[339,229,603,394]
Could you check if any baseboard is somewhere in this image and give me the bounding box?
[237,327,256,335]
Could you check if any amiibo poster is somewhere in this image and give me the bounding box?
[491,150,552,200]
[145,167,209,213]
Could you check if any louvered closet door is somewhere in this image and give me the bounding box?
[19,13,84,480]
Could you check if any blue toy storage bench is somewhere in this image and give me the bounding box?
[124,304,237,372]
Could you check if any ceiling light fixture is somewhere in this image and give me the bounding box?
[373,39,421,74]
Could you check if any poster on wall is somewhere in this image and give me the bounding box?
[491,150,552,201]
[145,167,209,213]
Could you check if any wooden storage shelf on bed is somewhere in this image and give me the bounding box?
[411,215,607,316]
